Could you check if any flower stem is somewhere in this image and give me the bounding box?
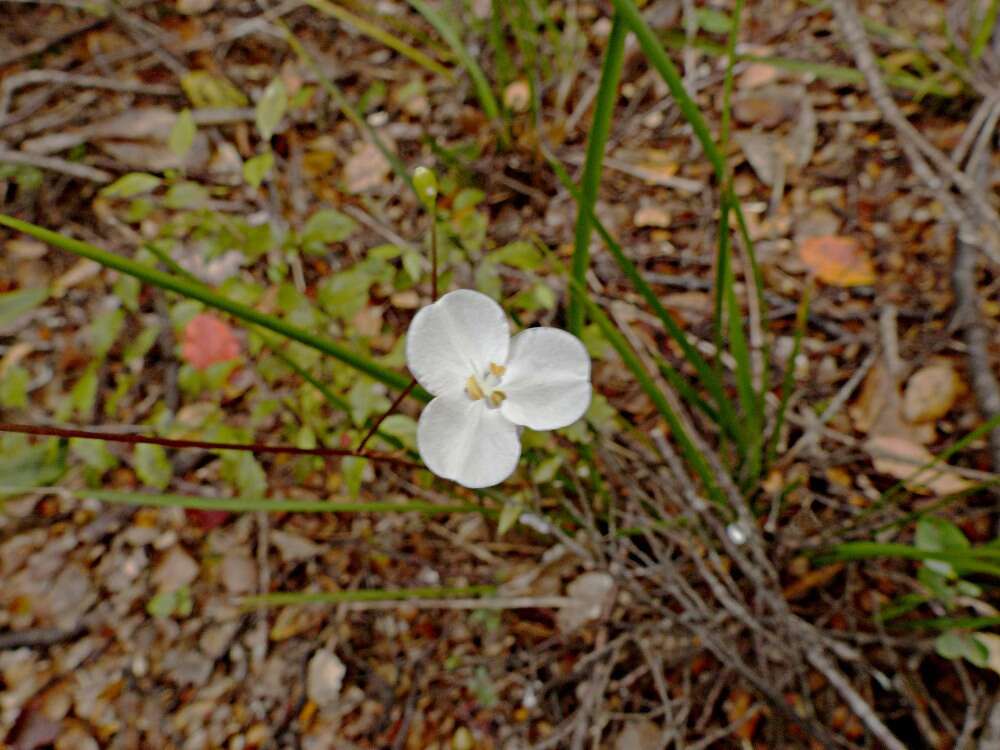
[356,378,417,452]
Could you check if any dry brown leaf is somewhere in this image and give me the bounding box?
[556,571,615,632]
[865,434,972,495]
[343,141,391,193]
[783,563,844,601]
[614,720,661,750]
[633,204,671,228]
[902,362,964,423]
[503,80,531,113]
[798,235,876,286]
[740,62,780,88]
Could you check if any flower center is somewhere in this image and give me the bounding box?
[466,362,507,407]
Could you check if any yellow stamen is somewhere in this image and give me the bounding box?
[466,376,485,401]
[489,390,506,406]
[489,362,506,378]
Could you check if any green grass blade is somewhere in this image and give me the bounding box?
[407,0,504,136]
[905,615,1000,631]
[817,542,1000,577]
[659,30,959,98]
[574,281,724,507]
[278,23,416,194]
[766,287,809,467]
[567,13,626,336]
[143,240,399,442]
[0,214,426,400]
[245,584,497,607]
[718,0,744,153]
[611,0,725,178]
[306,0,453,80]
[971,0,1000,60]
[0,486,489,515]
[545,154,745,449]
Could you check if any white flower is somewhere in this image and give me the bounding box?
[405,289,591,488]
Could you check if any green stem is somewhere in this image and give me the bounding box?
[244,584,497,606]
[0,214,428,401]
[567,13,626,336]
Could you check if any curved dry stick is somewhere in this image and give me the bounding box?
[828,0,1000,264]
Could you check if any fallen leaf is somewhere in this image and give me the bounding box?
[307,649,346,712]
[184,508,231,530]
[740,62,779,88]
[343,141,391,193]
[783,563,844,601]
[614,720,661,750]
[181,313,241,370]
[633,205,671,228]
[798,235,876,286]
[903,362,964,423]
[865,434,972,495]
[503,80,531,113]
[557,571,615,632]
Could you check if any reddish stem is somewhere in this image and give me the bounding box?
[0,422,418,468]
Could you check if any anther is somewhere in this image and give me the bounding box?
[466,376,485,401]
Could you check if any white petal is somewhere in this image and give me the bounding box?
[500,328,591,431]
[417,392,521,488]
[405,289,510,396]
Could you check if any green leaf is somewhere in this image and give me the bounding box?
[90,307,125,359]
[100,172,161,199]
[696,7,732,34]
[490,240,544,270]
[0,365,29,408]
[256,77,288,141]
[377,414,417,450]
[0,214,420,398]
[220,451,267,498]
[917,516,970,577]
[169,109,197,158]
[164,181,209,210]
[147,586,193,619]
[71,438,118,475]
[134,443,172,490]
[300,209,357,254]
[114,273,141,311]
[0,438,66,493]
[243,151,275,188]
[532,455,562,484]
[341,455,366,498]
[318,268,371,319]
[180,71,249,108]
[0,287,48,329]
[123,323,161,367]
[70,364,99,418]
[935,631,989,665]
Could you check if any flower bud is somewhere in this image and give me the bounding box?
[413,166,438,208]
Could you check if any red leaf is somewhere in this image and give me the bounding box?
[181,313,240,370]
[185,508,231,529]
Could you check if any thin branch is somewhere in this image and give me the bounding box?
[0,422,418,467]
[0,147,113,183]
[357,379,417,452]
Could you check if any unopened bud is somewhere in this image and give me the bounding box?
[413,166,438,208]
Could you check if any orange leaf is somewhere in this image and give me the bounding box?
[182,313,240,370]
[798,235,876,286]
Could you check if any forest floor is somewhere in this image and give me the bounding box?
[1,0,1000,748]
